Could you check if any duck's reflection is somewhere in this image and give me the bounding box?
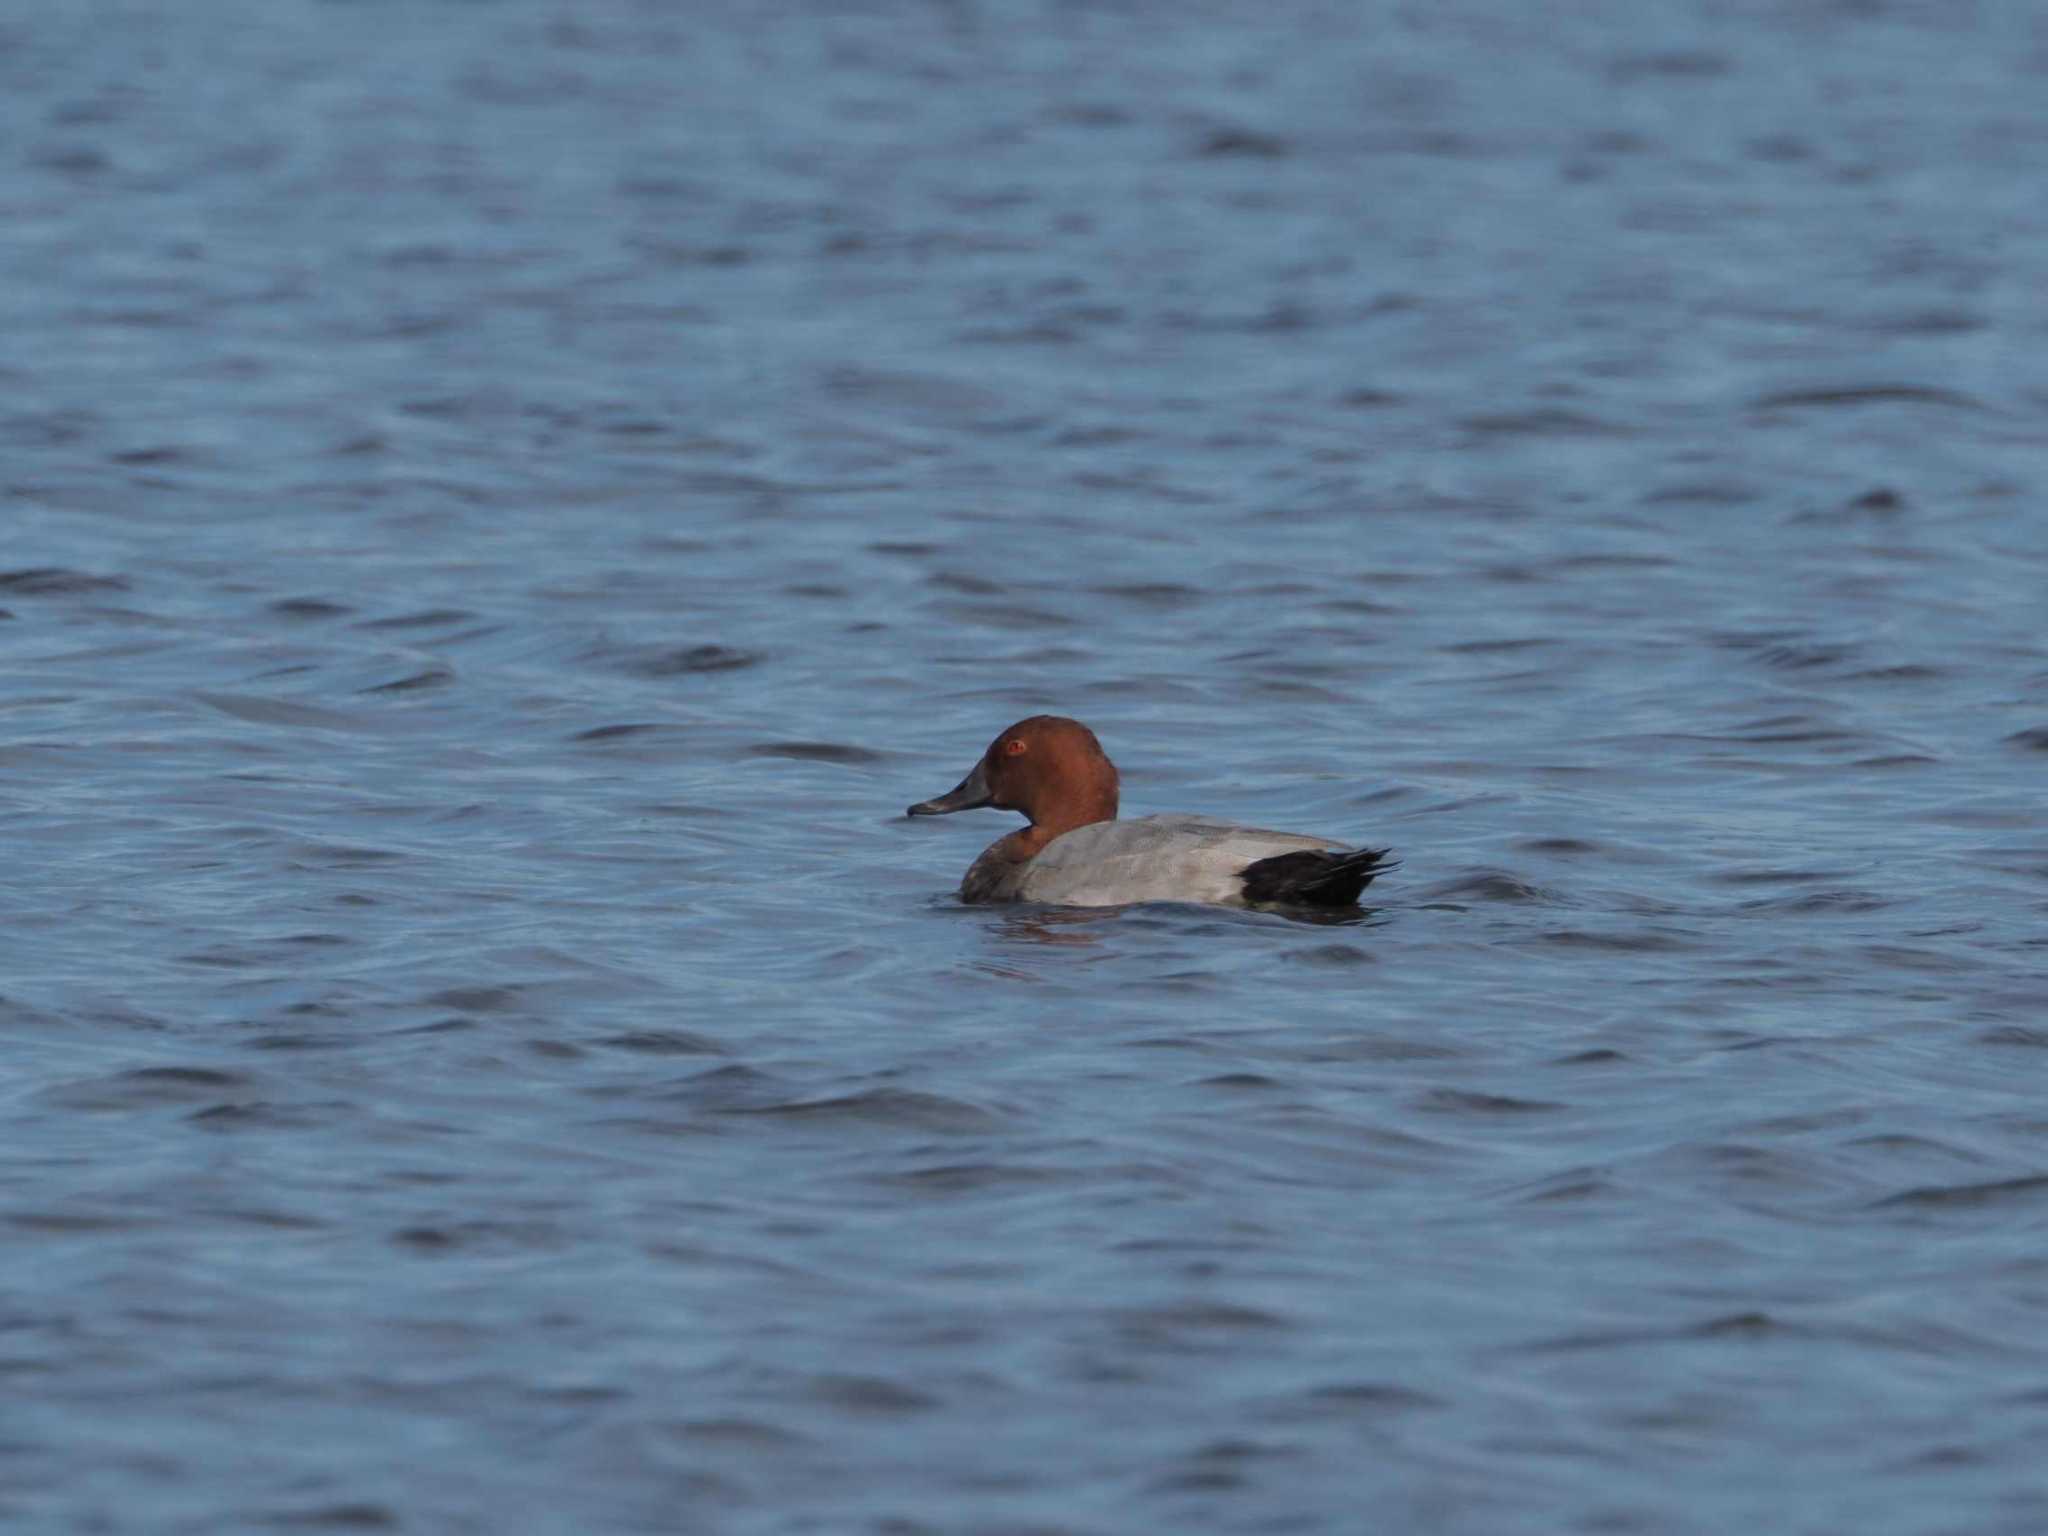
[990,905,1111,948]
[981,900,1389,950]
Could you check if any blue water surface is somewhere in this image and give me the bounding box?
[3,3,2047,1532]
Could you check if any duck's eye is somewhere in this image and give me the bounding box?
[1003,738,1028,757]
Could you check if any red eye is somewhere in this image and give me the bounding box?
[1003,739,1027,757]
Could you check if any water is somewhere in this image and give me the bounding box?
[5,2,2047,1531]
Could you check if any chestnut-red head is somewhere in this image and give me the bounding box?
[907,716,1119,836]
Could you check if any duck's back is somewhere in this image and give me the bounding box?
[1013,814,1342,907]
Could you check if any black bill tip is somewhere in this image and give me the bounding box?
[907,760,993,817]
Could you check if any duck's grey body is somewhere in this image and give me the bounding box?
[962,814,1359,907]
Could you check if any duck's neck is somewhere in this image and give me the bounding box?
[1004,788,1117,860]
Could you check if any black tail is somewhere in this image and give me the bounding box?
[1240,847,1396,907]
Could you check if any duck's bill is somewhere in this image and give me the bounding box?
[907,760,993,816]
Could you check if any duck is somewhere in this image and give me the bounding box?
[907,716,1394,908]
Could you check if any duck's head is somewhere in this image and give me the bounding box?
[907,716,1120,833]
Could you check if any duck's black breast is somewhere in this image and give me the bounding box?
[959,839,1029,903]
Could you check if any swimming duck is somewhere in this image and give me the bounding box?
[907,716,1393,907]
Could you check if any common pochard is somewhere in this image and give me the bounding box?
[908,716,1394,908]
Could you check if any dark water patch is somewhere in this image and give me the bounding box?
[1846,663,1945,683]
[1198,1072,1283,1090]
[1336,386,1405,409]
[926,570,1005,596]
[1609,49,1733,82]
[1239,678,1350,704]
[1745,133,1812,163]
[259,1502,398,1530]
[1517,838,1600,856]
[111,444,198,467]
[197,1204,329,1232]
[1579,127,1654,155]
[600,417,673,438]
[727,1088,1004,1134]
[960,313,1114,345]
[1315,595,1403,617]
[874,1162,1073,1194]
[644,1065,786,1110]
[371,1010,467,1038]
[48,1065,256,1110]
[1286,942,1376,967]
[1,407,102,446]
[933,602,1075,631]
[241,1028,354,1056]
[748,741,886,765]
[1287,1033,1464,1064]
[1511,1312,1797,1357]
[1857,943,1976,975]
[1871,1175,2048,1212]
[1788,487,1912,525]
[617,643,759,677]
[1754,642,1855,671]
[1688,1311,1787,1340]
[807,1373,939,1415]
[1845,1134,1989,1168]
[1298,1382,1445,1414]
[181,933,352,968]
[197,693,374,733]
[1668,715,1865,748]
[1870,309,1986,336]
[424,986,524,1013]
[289,842,405,869]
[1114,1300,1292,1341]
[1925,803,2036,831]
[1750,384,1986,413]
[1711,865,1856,886]
[823,364,1006,419]
[1091,582,1202,609]
[635,241,753,267]
[1195,125,1291,158]
[1735,889,1889,916]
[1442,636,1554,654]
[1550,552,1674,572]
[1422,871,1551,903]
[1507,1167,1619,1203]
[595,1030,726,1056]
[269,598,353,620]
[2005,727,2048,752]
[1537,927,1690,953]
[1641,481,1761,506]
[1459,409,1632,438]
[189,1103,324,1140]
[354,609,476,632]
[392,1220,565,1254]
[674,1417,813,1450]
[1416,1089,1562,1116]
[1977,1027,2048,1048]
[9,1209,146,1233]
[361,666,454,694]
[0,567,129,595]
[571,722,689,745]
